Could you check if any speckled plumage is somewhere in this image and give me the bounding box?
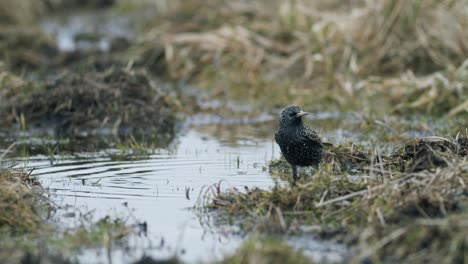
[275,106,323,183]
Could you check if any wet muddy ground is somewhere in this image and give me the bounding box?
[1,2,466,264]
[3,109,457,263]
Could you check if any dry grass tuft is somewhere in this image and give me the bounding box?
[347,0,468,74]
[0,167,46,233]
[147,0,468,77]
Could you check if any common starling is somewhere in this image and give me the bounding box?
[275,105,324,184]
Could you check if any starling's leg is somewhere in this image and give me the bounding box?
[292,165,298,185]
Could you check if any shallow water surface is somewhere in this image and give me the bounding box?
[20,123,277,263]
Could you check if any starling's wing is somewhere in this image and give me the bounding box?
[303,127,323,147]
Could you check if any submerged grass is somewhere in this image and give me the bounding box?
[210,135,468,263]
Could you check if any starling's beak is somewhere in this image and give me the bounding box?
[295,111,309,118]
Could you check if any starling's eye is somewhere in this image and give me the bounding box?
[289,112,296,117]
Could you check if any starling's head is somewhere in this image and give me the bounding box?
[279,105,309,127]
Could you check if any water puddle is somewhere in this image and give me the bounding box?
[17,124,277,263]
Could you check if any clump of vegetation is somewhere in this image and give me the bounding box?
[220,239,314,264]
[324,144,371,173]
[210,135,468,263]
[0,68,179,139]
[0,167,46,233]
[0,165,61,263]
[392,135,468,172]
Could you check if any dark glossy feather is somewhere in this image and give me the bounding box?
[275,106,323,173]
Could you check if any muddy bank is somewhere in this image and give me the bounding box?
[211,135,468,263]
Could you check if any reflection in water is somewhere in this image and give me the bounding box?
[21,126,278,263]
